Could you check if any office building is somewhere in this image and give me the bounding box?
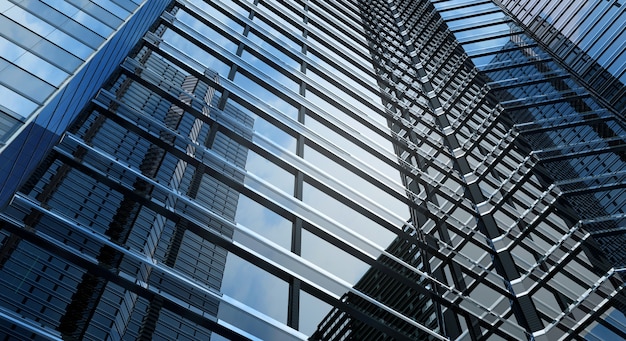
[0,0,625,340]
[0,0,171,206]
[497,0,625,114]
[313,0,626,339]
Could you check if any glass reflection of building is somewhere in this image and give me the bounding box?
[497,0,625,114]
[0,0,624,340]
[0,0,172,206]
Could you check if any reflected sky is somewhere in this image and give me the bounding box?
[500,0,625,83]
[220,253,289,323]
[433,1,517,68]
[71,0,626,338]
[0,0,140,148]
[1,0,624,339]
[235,195,292,249]
[169,0,412,336]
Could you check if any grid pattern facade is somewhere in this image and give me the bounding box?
[497,0,626,114]
[0,0,165,143]
[0,0,171,208]
[0,21,251,338]
[315,0,626,339]
[0,0,624,340]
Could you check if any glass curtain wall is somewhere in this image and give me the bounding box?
[0,0,625,340]
[0,0,419,339]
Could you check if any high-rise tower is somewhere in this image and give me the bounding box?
[0,0,171,206]
[0,0,625,340]
[497,0,625,114]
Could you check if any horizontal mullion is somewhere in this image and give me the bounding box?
[124,63,418,215]
[6,193,287,341]
[442,8,502,22]
[501,92,591,111]
[433,0,492,12]
[178,2,381,98]
[535,137,626,162]
[91,90,504,312]
[449,17,512,33]
[146,41,491,242]
[208,0,373,73]
[165,15,388,138]
[488,74,570,91]
[479,57,554,73]
[513,109,615,134]
[275,0,367,48]
[262,0,369,55]
[457,29,521,46]
[50,136,475,339]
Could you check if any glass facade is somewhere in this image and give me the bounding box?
[0,0,163,141]
[0,0,624,340]
[496,0,626,113]
[0,0,171,207]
